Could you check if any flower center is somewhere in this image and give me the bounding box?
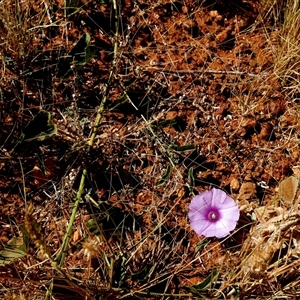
[208,211,219,221]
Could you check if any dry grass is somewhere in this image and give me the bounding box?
[259,0,286,25]
[274,0,300,99]
[1,0,300,299]
[0,1,43,60]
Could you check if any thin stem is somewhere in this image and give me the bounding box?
[56,0,119,267]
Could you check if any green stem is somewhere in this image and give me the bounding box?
[56,0,119,267]
[57,168,87,267]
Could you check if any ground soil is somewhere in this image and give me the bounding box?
[0,0,299,299]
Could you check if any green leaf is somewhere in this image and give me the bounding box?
[184,270,219,296]
[12,110,57,155]
[195,240,210,252]
[156,165,172,186]
[22,110,57,142]
[112,255,127,287]
[153,119,177,130]
[0,235,28,266]
[58,33,98,77]
[169,144,196,152]
[85,45,98,64]
[188,167,195,193]
[65,0,80,16]
[86,218,100,235]
[131,264,152,283]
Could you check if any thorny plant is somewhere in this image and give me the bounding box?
[1,0,300,299]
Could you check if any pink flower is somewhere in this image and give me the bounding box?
[188,188,240,238]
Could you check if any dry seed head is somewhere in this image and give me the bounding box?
[24,202,36,239]
[3,293,27,300]
[24,202,51,261]
[82,236,101,261]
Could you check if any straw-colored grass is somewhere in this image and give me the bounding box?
[274,0,300,98]
[1,0,300,299]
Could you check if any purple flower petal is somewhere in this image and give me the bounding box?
[188,188,240,238]
[210,188,227,208]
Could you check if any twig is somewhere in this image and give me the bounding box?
[147,66,261,78]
